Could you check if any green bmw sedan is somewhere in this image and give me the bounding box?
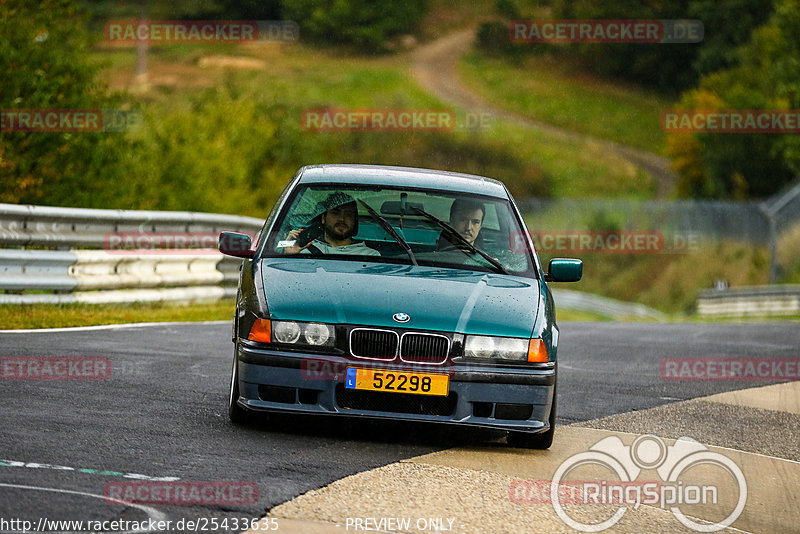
[219,164,582,448]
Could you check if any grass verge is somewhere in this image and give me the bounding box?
[557,309,614,322]
[459,51,671,154]
[542,241,770,314]
[0,301,234,330]
[1,299,794,328]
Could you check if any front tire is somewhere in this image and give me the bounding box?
[228,342,250,424]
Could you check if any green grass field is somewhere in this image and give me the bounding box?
[97,37,658,204]
[459,52,672,154]
[0,301,234,329]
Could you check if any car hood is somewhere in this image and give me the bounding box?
[260,259,541,337]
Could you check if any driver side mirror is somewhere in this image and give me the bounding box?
[218,232,255,258]
[545,258,582,282]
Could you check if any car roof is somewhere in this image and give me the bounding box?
[295,164,510,199]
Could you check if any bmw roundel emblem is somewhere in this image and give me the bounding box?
[393,312,410,323]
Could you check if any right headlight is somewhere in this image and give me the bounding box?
[464,335,548,362]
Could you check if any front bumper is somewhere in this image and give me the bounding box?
[235,340,556,433]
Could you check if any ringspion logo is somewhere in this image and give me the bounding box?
[510,479,662,505]
[549,435,746,532]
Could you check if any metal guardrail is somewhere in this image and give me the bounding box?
[0,249,78,292]
[697,285,800,316]
[551,289,666,320]
[0,202,264,305]
[0,202,263,248]
[6,202,789,318]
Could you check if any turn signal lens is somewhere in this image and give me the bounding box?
[527,339,548,363]
[248,318,272,343]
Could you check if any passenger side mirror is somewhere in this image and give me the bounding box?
[545,258,582,282]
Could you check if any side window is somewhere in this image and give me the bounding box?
[259,175,300,250]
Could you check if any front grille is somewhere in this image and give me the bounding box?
[401,333,450,364]
[350,328,398,360]
[335,384,457,416]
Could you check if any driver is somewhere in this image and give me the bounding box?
[282,192,379,256]
[436,198,485,249]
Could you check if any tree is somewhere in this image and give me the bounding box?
[282,0,428,52]
[0,0,132,206]
[543,0,774,93]
[667,0,799,198]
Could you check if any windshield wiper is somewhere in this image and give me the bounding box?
[410,206,508,275]
[358,199,418,266]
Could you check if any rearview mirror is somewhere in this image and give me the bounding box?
[545,258,582,282]
[218,232,254,258]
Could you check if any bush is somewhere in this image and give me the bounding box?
[0,0,133,206]
[476,21,518,57]
[282,0,428,52]
[667,0,800,199]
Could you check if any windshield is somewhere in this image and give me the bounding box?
[263,183,536,277]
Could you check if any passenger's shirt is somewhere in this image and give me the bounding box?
[300,239,380,256]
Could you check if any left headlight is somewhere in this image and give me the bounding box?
[248,319,335,348]
[464,335,547,362]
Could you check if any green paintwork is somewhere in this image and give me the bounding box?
[261,259,540,338]
[547,258,583,282]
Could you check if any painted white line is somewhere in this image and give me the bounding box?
[0,459,180,481]
[0,483,168,534]
[0,320,228,334]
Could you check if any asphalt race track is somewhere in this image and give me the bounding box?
[1,321,797,532]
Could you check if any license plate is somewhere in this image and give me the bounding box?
[345,367,449,396]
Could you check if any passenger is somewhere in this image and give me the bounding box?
[282,192,380,255]
[436,198,486,250]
